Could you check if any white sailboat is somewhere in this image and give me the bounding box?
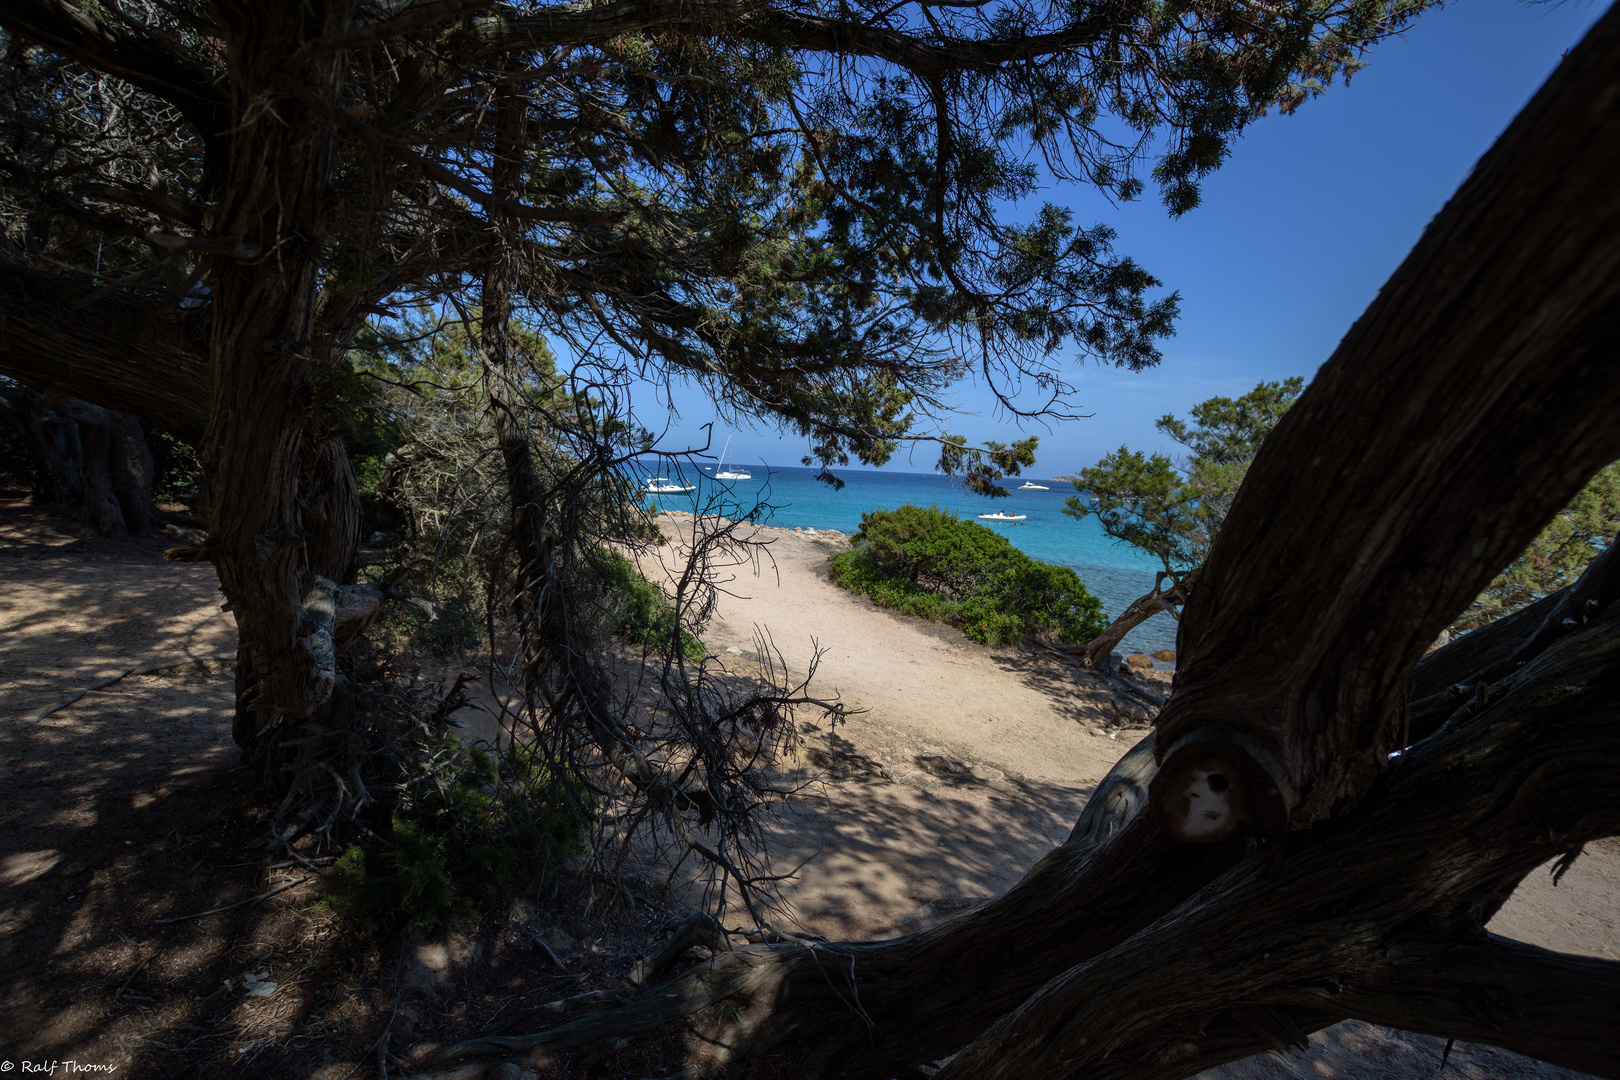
[645,477,695,493]
[713,434,752,480]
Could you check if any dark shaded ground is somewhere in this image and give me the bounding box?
[0,496,720,1079]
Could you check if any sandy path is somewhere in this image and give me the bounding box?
[639,513,1140,937]
[2,498,1611,1080]
[645,512,1616,1080]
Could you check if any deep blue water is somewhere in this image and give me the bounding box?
[633,460,1177,655]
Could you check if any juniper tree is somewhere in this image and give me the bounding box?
[0,0,1428,787]
[1,3,1618,1078]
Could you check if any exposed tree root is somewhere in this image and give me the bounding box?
[630,913,734,987]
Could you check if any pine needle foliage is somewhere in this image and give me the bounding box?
[1451,462,1620,634]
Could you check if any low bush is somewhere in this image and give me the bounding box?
[830,503,1108,646]
[590,547,706,662]
[324,741,586,933]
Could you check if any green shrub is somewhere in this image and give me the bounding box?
[590,547,706,662]
[325,817,458,933]
[831,504,1108,646]
[325,741,587,933]
[147,427,204,503]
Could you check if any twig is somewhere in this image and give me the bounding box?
[151,875,313,924]
[378,983,401,1080]
[490,989,628,1035]
[116,954,154,1002]
[32,651,235,721]
[534,937,567,971]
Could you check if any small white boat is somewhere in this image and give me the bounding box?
[1018,481,1050,491]
[713,434,751,480]
[646,478,696,494]
[978,512,1027,522]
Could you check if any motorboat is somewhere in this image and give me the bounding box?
[713,434,751,480]
[645,478,696,494]
[978,511,1026,521]
[1018,481,1050,490]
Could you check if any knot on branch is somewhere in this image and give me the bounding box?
[1149,724,1293,842]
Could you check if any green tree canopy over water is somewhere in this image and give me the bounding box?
[1066,377,1306,577]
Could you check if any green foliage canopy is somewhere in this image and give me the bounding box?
[1451,462,1620,634]
[0,0,1442,491]
[1065,377,1305,575]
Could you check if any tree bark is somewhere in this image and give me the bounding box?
[51,396,158,537]
[1074,572,1184,667]
[478,84,552,672]
[1148,1,1620,840]
[202,0,362,791]
[435,583,1620,1080]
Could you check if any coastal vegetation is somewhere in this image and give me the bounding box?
[1061,377,1304,664]
[1,1,1618,1079]
[1067,378,1620,654]
[830,503,1108,646]
[1451,462,1620,634]
[326,742,586,933]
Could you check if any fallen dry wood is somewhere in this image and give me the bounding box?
[150,874,313,924]
[629,912,734,986]
[30,651,236,721]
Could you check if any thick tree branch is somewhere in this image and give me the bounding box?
[0,0,227,135]
[1152,1,1620,840]
[74,182,205,228]
[1319,935,1620,1078]
[451,0,1117,77]
[0,264,209,443]
[289,84,626,225]
[1407,526,1620,744]
[291,0,495,63]
[427,583,1620,1080]
[930,598,1620,1080]
[1408,585,1566,700]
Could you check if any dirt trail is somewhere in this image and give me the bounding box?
[637,512,1139,939]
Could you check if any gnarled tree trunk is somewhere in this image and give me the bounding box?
[201,0,363,792]
[0,382,159,537]
[429,9,1620,1079]
[52,396,157,538]
[1072,569,1185,666]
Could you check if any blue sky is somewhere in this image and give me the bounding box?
[630,0,1610,477]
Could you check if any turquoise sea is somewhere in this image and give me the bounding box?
[634,460,1177,655]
